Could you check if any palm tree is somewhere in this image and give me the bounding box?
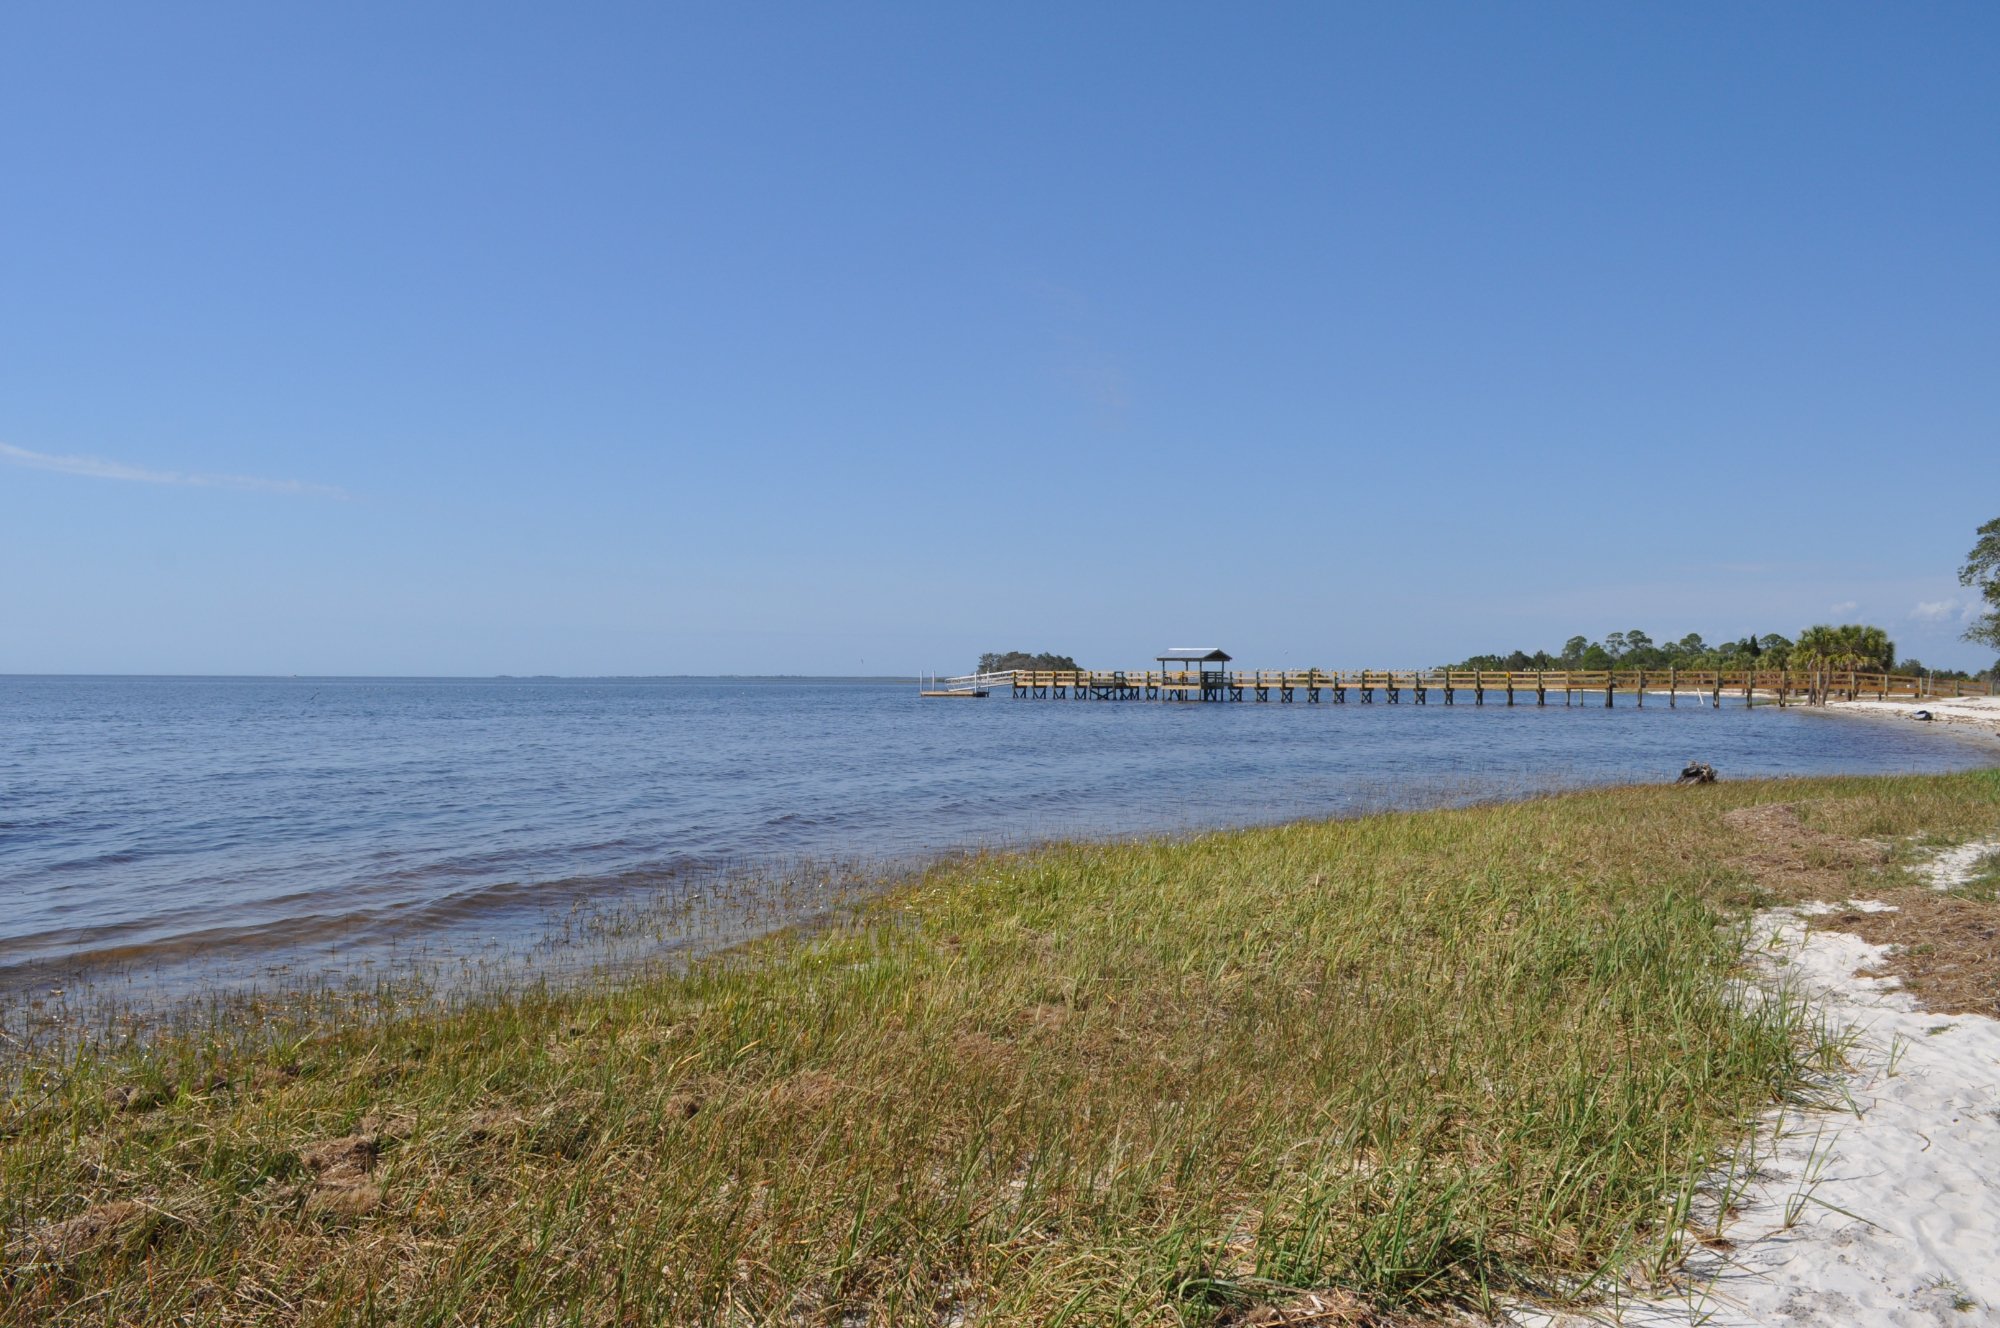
[1791,625,1839,703]
[1839,624,1894,672]
[1791,624,1894,702]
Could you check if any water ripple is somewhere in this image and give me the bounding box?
[0,675,1991,994]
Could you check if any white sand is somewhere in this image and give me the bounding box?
[1919,838,2000,891]
[1513,849,2000,1326]
[1793,898,1901,915]
[1823,694,2000,741]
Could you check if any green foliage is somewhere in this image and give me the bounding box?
[1456,649,1558,671]
[1892,658,1989,682]
[977,650,1079,674]
[1443,624,1910,674]
[1960,517,2000,650]
[1792,623,1895,673]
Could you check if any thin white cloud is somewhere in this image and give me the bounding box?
[1829,600,1859,616]
[0,440,346,498]
[1910,599,1959,624]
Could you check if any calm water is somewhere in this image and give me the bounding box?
[2,676,1992,997]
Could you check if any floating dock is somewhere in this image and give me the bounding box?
[916,671,998,699]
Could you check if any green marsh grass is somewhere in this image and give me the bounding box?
[4,771,1997,1325]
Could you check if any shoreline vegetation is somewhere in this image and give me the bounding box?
[1443,505,2000,684]
[1449,624,1994,683]
[4,772,1997,1325]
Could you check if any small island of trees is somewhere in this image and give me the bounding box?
[977,650,1079,674]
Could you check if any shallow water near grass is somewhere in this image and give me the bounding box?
[2,675,1992,1002]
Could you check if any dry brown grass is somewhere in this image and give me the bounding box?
[1720,794,2000,1018]
[1717,803,1890,901]
[1213,1288,1393,1325]
[1828,896,2000,1018]
[5,1200,150,1267]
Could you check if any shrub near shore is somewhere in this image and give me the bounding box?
[5,774,1997,1325]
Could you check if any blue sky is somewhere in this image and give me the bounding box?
[3,3,1996,675]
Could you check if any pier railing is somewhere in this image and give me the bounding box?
[936,671,1019,693]
[999,668,1993,704]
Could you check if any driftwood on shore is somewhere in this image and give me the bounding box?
[1676,761,1718,785]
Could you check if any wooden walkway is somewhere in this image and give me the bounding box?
[991,668,1994,706]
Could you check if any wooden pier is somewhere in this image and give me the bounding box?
[981,668,1994,707]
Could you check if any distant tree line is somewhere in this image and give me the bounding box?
[1446,623,1988,681]
[977,651,1079,674]
[1451,630,1787,674]
[1445,524,2000,681]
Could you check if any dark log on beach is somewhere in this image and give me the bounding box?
[1675,761,1718,785]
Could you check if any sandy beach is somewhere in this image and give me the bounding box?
[1824,693,2000,740]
